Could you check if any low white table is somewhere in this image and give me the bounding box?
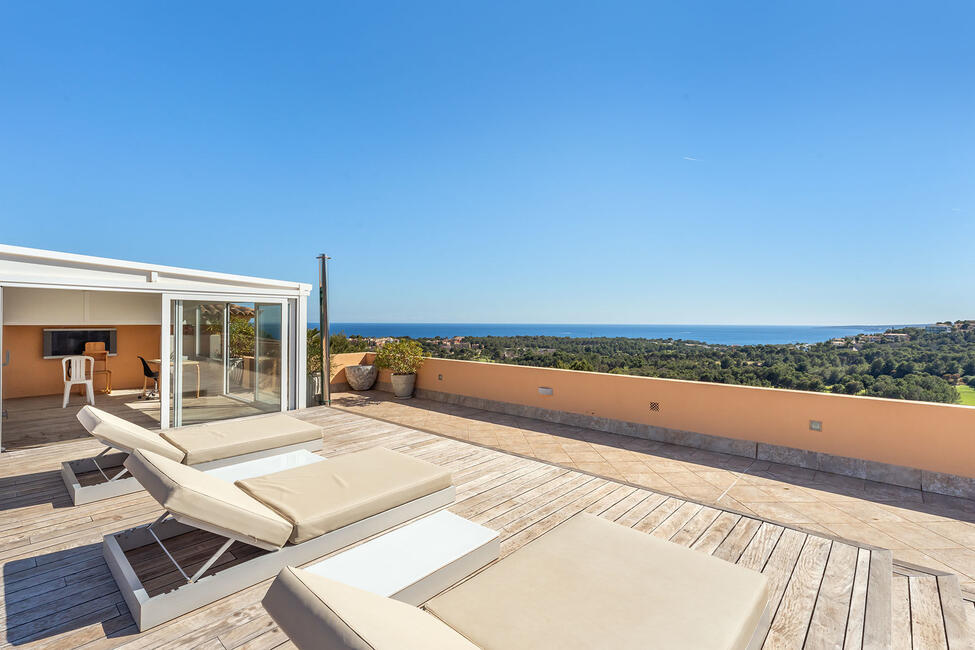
[205,449,324,482]
[306,510,500,605]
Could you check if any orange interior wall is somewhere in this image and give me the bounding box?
[2,325,161,398]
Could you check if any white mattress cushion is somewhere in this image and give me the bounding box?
[161,414,322,465]
[125,448,293,549]
[76,406,185,462]
[426,513,770,650]
[263,566,478,650]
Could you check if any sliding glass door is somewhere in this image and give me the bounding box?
[165,296,288,427]
[254,303,282,408]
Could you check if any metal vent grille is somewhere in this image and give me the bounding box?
[649,402,660,412]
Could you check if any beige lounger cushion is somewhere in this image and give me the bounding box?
[426,513,770,650]
[236,447,452,544]
[124,449,293,549]
[160,414,322,465]
[263,567,477,650]
[77,406,185,462]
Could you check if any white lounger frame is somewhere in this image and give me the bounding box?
[103,485,456,631]
[61,439,323,505]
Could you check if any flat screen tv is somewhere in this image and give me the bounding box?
[43,328,117,359]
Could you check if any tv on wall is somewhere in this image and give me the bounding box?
[43,328,117,359]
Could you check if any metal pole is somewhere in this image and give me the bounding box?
[317,254,332,406]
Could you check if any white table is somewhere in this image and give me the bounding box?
[306,510,500,605]
[204,449,324,482]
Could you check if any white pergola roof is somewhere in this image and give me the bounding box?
[0,244,311,297]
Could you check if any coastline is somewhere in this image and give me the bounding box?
[307,322,904,346]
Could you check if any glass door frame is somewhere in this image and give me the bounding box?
[0,286,4,451]
[160,293,291,429]
[253,302,283,408]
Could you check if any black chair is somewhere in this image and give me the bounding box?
[138,356,159,399]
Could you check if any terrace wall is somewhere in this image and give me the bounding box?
[328,353,975,497]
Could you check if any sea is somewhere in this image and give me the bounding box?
[308,323,902,346]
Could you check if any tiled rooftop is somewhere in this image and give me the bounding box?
[332,390,975,594]
[0,403,972,648]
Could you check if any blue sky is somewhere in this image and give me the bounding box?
[1,2,972,325]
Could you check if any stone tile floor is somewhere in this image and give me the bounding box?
[332,390,975,592]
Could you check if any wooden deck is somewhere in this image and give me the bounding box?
[0,406,970,648]
[1,390,276,451]
[1,391,161,450]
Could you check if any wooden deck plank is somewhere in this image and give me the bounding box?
[0,405,935,649]
[892,574,913,650]
[691,510,741,554]
[713,516,763,563]
[631,496,682,533]
[805,541,860,650]
[756,528,807,646]
[738,521,785,572]
[670,506,721,548]
[596,487,652,522]
[763,535,832,649]
[614,492,667,528]
[842,548,872,650]
[650,501,703,540]
[863,549,893,650]
[935,574,974,650]
[909,575,949,650]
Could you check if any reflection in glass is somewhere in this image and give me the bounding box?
[173,300,284,426]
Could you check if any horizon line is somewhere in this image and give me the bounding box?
[310,321,929,328]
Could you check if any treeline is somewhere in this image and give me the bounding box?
[418,328,975,404]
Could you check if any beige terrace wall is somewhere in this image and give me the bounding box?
[329,353,975,493]
[414,358,975,478]
[328,352,374,389]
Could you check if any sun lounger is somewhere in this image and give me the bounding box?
[61,406,324,504]
[103,446,456,630]
[263,513,773,650]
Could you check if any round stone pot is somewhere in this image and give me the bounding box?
[390,372,416,399]
[345,364,378,391]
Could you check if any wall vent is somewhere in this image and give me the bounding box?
[649,402,660,412]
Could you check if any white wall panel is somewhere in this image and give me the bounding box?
[2,288,161,325]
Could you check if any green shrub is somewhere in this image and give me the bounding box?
[229,316,256,359]
[375,339,425,375]
[307,328,322,375]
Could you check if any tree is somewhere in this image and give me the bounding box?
[329,331,369,354]
[307,328,322,375]
[414,327,975,404]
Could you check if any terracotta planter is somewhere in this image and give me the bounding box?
[390,373,416,399]
[345,364,377,391]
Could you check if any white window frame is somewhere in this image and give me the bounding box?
[161,293,292,429]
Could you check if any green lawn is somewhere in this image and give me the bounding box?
[958,385,975,406]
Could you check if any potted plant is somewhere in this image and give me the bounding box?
[374,339,424,398]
